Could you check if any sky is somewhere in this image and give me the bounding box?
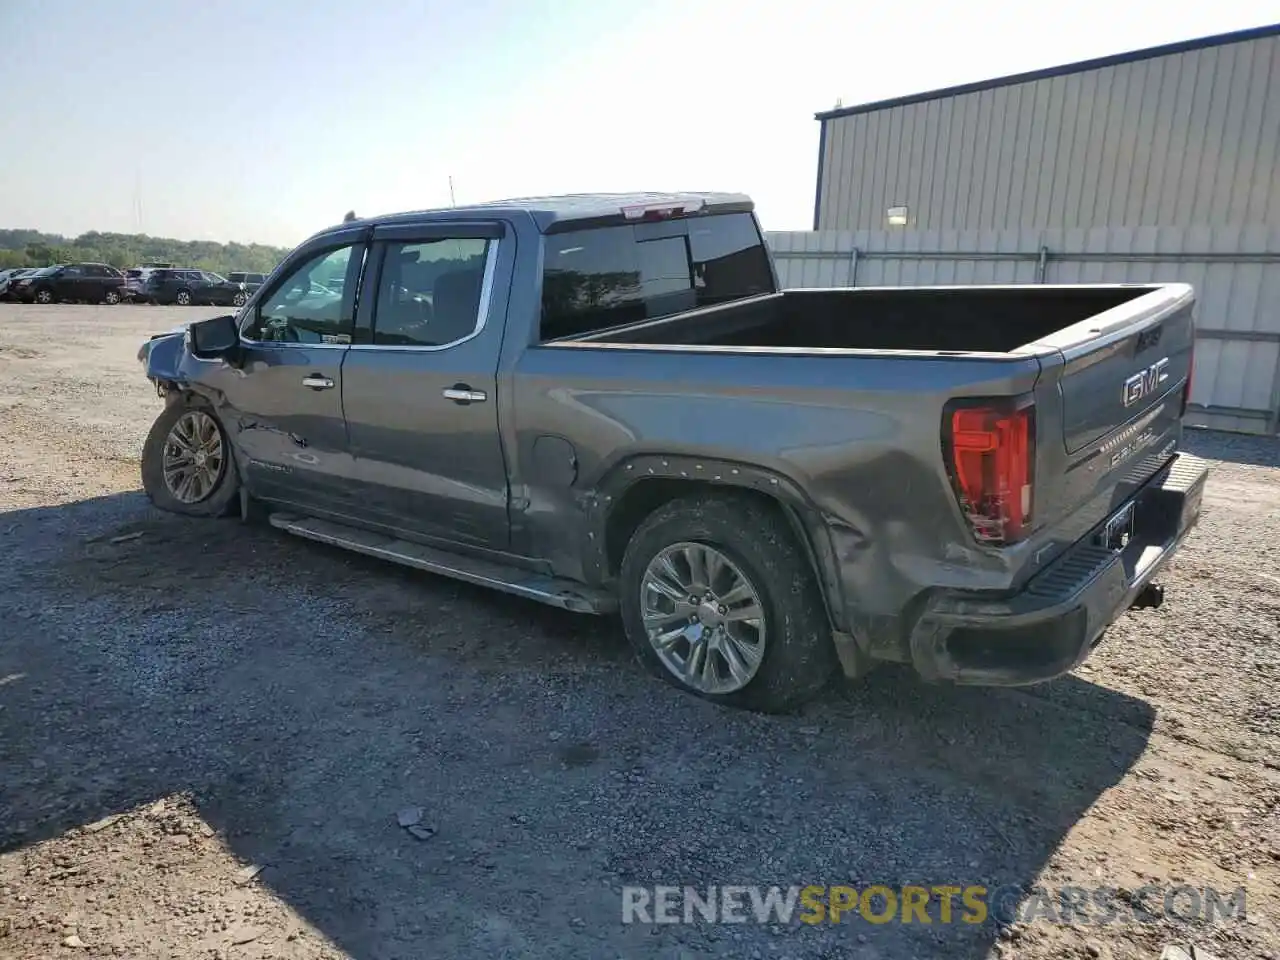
[0,0,1274,248]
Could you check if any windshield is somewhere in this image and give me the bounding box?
[31,266,60,277]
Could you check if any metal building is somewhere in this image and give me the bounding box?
[774,22,1280,435]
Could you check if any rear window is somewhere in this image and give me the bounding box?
[539,212,774,341]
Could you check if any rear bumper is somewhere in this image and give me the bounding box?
[907,452,1209,686]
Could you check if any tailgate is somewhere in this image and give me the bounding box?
[1041,284,1195,455]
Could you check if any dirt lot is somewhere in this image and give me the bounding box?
[1,303,1278,960]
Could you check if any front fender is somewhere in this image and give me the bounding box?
[137,316,236,391]
[137,329,191,385]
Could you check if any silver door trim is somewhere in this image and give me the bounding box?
[346,238,501,353]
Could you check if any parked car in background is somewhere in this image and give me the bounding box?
[139,268,248,307]
[123,267,156,302]
[0,267,39,300]
[11,263,126,304]
[226,271,268,295]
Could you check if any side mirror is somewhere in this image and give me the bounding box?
[188,314,241,361]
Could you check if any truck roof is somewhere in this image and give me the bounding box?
[314,192,754,238]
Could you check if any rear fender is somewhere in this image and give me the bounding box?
[585,453,850,634]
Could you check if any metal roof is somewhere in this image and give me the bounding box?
[320,192,754,237]
[815,21,1280,122]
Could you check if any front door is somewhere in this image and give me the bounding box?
[339,221,512,549]
[219,232,367,514]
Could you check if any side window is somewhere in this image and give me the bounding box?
[687,212,774,305]
[63,266,85,278]
[243,244,359,344]
[539,226,696,340]
[539,213,775,341]
[370,238,490,347]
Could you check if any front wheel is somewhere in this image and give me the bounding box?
[232,291,247,307]
[619,493,837,713]
[34,288,54,304]
[175,289,192,306]
[141,402,240,517]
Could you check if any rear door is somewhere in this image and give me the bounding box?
[88,264,119,300]
[339,220,512,549]
[225,228,368,513]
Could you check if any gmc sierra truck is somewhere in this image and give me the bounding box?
[136,192,1208,713]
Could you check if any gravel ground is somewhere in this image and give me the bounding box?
[1,304,1277,960]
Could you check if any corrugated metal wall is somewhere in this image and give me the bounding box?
[765,228,1280,436]
[815,32,1280,232]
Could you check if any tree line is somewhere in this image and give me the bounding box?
[0,229,292,276]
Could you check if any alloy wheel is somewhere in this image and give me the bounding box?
[161,411,226,504]
[639,541,767,695]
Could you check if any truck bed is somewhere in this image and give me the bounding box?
[576,285,1154,355]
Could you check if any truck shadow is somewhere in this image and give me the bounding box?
[0,492,1156,959]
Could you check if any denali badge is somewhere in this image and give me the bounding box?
[1123,356,1170,407]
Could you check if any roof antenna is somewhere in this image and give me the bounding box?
[449,176,456,207]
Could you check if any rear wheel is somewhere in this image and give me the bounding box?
[141,401,239,518]
[175,289,192,306]
[232,291,247,307]
[619,492,837,713]
[104,290,121,305]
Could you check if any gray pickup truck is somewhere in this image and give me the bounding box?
[136,192,1209,713]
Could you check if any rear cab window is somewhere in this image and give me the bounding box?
[538,211,774,341]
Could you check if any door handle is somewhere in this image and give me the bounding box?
[443,385,487,404]
[302,375,335,390]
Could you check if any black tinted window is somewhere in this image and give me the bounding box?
[371,238,490,347]
[539,212,772,340]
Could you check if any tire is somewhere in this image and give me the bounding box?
[175,289,192,306]
[232,291,247,307]
[141,400,240,518]
[34,288,54,305]
[104,290,121,305]
[619,492,837,713]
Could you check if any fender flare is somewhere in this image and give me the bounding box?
[583,452,850,633]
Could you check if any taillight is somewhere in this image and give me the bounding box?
[944,398,1036,546]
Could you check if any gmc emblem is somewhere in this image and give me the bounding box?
[1123,356,1170,407]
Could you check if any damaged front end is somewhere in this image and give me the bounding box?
[137,315,239,400]
[137,327,190,397]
